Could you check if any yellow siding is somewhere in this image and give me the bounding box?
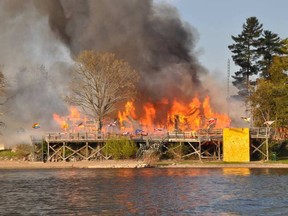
[223,128,250,162]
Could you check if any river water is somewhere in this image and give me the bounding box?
[0,168,288,215]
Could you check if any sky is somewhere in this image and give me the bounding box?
[157,0,288,80]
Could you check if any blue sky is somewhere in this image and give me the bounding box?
[156,0,288,78]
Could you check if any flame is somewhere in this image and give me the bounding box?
[140,102,156,131]
[53,113,69,130]
[53,96,230,133]
[203,97,231,128]
[118,95,230,133]
[118,101,137,131]
[70,107,81,119]
[166,97,202,131]
[53,106,95,132]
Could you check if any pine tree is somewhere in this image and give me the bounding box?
[228,17,263,99]
[257,30,288,79]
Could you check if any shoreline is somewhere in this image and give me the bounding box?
[1,160,288,169]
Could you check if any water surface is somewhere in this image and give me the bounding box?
[0,168,288,215]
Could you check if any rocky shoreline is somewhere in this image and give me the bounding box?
[0,160,288,169]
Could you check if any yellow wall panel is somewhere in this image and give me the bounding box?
[223,128,250,162]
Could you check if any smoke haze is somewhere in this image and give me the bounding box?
[0,0,230,146]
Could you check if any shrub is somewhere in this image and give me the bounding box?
[14,144,33,158]
[142,150,159,165]
[105,137,137,160]
[0,150,17,159]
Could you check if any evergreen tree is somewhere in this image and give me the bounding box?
[228,17,263,98]
[257,30,288,79]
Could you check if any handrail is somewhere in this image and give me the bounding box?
[45,132,106,142]
[44,127,277,142]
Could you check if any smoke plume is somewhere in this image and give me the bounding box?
[41,0,208,100]
[0,0,219,145]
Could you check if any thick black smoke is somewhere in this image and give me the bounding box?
[38,0,208,116]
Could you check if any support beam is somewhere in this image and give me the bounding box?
[251,140,267,159]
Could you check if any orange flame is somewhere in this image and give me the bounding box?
[53,96,230,133]
[203,96,231,128]
[118,95,230,132]
[53,107,84,131]
[118,101,137,131]
[140,102,156,131]
[70,107,81,119]
[53,113,69,130]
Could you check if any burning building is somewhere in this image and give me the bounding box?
[0,0,233,146]
[53,95,230,135]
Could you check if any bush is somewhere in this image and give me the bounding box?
[105,137,137,160]
[14,144,33,158]
[0,150,17,159]
[142,150,159,165]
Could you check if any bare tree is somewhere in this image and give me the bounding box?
[66,51,139,131]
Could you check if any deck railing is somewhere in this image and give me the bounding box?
[45,132,106,142]
[250,127,271,138]
[45,128,226,142]
[45,128,274,143]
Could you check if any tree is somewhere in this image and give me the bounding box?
[249,79,274,126]
[228,17,263,98]
[66,51,139,131]
[257,31,288,79]
[250,56,288,127]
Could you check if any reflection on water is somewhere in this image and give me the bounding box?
[0,168,288,215]
[222,168,251,176]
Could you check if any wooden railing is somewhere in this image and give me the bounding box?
[45,132,106,142]
[167,131,198,140]
[250,127,271,138]
[44,127,280,143]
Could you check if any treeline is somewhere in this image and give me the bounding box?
[228,16,288,127]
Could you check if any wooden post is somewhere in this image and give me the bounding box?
[266,127,269,161]
[42,140,44,162]
[85,142,89,160]
[47,141,50,162]
[32,137,35,162]
[218,140,221,160]
[180,142,182,158]
[199,139,202,161]
[63,142,65,161]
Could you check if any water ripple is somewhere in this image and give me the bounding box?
[0,168,288,215]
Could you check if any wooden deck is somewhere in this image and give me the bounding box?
[30,127,277,162]
[43,127,272,143]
